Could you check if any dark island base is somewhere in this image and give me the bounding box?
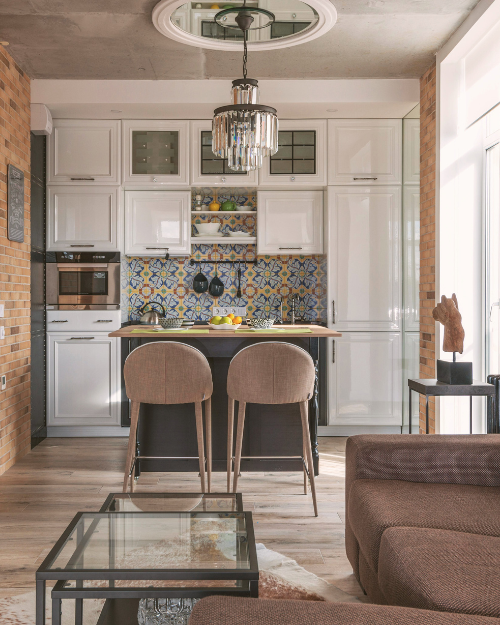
[121,336,326,476]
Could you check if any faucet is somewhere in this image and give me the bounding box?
[288,294,299,325]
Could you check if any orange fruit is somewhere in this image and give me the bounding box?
[234,316,242,324]
[227,313,235,320]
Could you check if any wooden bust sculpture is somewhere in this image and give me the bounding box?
[432,294,465,354]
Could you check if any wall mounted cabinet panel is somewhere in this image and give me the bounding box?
[328,119,402,185]
[125,190,191,257]
[47,186,120,251]
[190,121,258,186]
[47,120,120,185]
[403,185,420,331]
[257,190,323,255]
[328,332,403,427]
[327,186,402,331]
[123,120,189,185]
[403,118,420,184]
[47,333,120,427]
[259,119,327,186]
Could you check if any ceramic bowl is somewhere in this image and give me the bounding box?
[196,223,220,235]
[236,205,252,212]
[208,323,241,330]
[182,320,195,327]
[246,317,275,329]
[160,318,183,329]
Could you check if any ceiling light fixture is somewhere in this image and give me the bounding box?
[212,1,278,171]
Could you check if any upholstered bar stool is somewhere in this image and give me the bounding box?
[226,342,318,516]
[123,342,213,494]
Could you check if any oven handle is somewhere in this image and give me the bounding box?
[56,263,109,269]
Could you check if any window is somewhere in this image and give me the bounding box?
[270,22,310,38]
[200,131,247,175]
[132,131,179,175]
[201,21,244,40]
[270,130,316,175]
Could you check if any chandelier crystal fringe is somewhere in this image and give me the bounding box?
[212,5,278,172]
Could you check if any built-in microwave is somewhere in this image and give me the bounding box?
[46,252,120,309]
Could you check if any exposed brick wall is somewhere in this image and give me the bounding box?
[419,62,436,434]
[0,45,31,475]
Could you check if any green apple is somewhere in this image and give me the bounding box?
[211,316,222,325]
[220,316,232,325]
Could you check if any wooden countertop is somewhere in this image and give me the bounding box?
[109,324,342,338]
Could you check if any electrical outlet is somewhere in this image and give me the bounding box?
[213,306,247,317]
[0,327,4,340]
[1,375,6,391]
[0,304,4,317]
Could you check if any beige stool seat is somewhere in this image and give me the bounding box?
[225,342,318,516]
[123,342,213,493]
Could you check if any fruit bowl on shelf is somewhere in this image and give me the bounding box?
[209,315,242,330]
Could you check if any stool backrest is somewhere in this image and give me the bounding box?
[124,342,213,405]
[227,342,315,404]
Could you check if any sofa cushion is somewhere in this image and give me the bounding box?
[348,480,500,572]
[189,596,500,625]
[378,527,500,617]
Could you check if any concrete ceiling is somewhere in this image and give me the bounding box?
[0,0,480,80]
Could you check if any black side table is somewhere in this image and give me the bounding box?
[408,379,495,434]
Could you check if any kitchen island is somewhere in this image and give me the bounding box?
[109,325,341,476]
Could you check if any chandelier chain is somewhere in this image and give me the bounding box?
[243,30,248,79]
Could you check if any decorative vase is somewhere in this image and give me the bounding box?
[209,199,220,211]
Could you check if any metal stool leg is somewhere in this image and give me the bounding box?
[470,396,473,434]
[227,397,235,493]
[300,401,318,517]
[232,401,246,493]
[205,397,212,493]
[408,388,412,434]
[194,401,206,493]
[123,401,140,493]
[426,396,429,434]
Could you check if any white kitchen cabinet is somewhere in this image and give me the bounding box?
[47,186,120,251]
[125,190,191,257]
[122,120,189,185]
[190,121,258,186]
[47,333,121,427]
[403,186,420,331]
[47,119,121,185]
[403,332,420,433]
[257,190,323,255]
[327,119,402,185]
[326,186,402,330]
[403,118,420,185]
[327,332,403,428]
[259,120,327,186]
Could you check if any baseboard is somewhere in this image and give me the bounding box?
[318,425,402,436]
[47,426,130,437]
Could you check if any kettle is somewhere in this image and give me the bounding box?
[139,302,166,325]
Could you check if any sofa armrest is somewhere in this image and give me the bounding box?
[346,434,500,493]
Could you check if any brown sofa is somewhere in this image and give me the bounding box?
[346,434,500,617]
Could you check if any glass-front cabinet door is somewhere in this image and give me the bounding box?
[190,121,258,186]
[123,121,189,185]
[259,119,327,186]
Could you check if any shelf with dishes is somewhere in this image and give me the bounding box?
[191,201,257,245]
[191,210,255,215]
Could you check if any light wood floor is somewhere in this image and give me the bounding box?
[0,437,362,600]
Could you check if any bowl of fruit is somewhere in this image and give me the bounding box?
[209,313,242,330]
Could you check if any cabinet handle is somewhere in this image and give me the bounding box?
[221,177,227,183]
[290,176,296,182]
[96,320,113,323]
[69,336,95,340]
[153,178,158,182]
[332,300,336,324]
[70,244,94,247]
[353,177,378,181]
[70,177,95,181]
[50,320,68,323]
[146,247,170,250]
[332,340,335,363]
[279,247,302,250]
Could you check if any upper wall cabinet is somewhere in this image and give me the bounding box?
[47,186,120,252]
[257,190,323,255]
[190,121,258,186]
[125,191,191,257]
[259,120,327,186]
[47,120,121,185]
[403,119,420,185]
[327,120,402,185]
[123,121,189,185]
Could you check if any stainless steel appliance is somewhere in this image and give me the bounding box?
[46,251,120,309]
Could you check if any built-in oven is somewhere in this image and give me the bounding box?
[46,251,120,309]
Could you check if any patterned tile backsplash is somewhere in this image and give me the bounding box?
[121,188,327,323]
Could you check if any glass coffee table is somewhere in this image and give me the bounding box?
[36,493,257,625]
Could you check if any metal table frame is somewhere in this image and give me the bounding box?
[408,379,495,434]
[36,496,257,625]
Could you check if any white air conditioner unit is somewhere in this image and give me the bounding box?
[31,103,53,135]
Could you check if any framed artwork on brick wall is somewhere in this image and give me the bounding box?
[7,164,24,243]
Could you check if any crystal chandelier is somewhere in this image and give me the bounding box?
[212,2,278,172]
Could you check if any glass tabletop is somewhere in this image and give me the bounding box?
[42,512,251,573]
[100,493,243,513]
